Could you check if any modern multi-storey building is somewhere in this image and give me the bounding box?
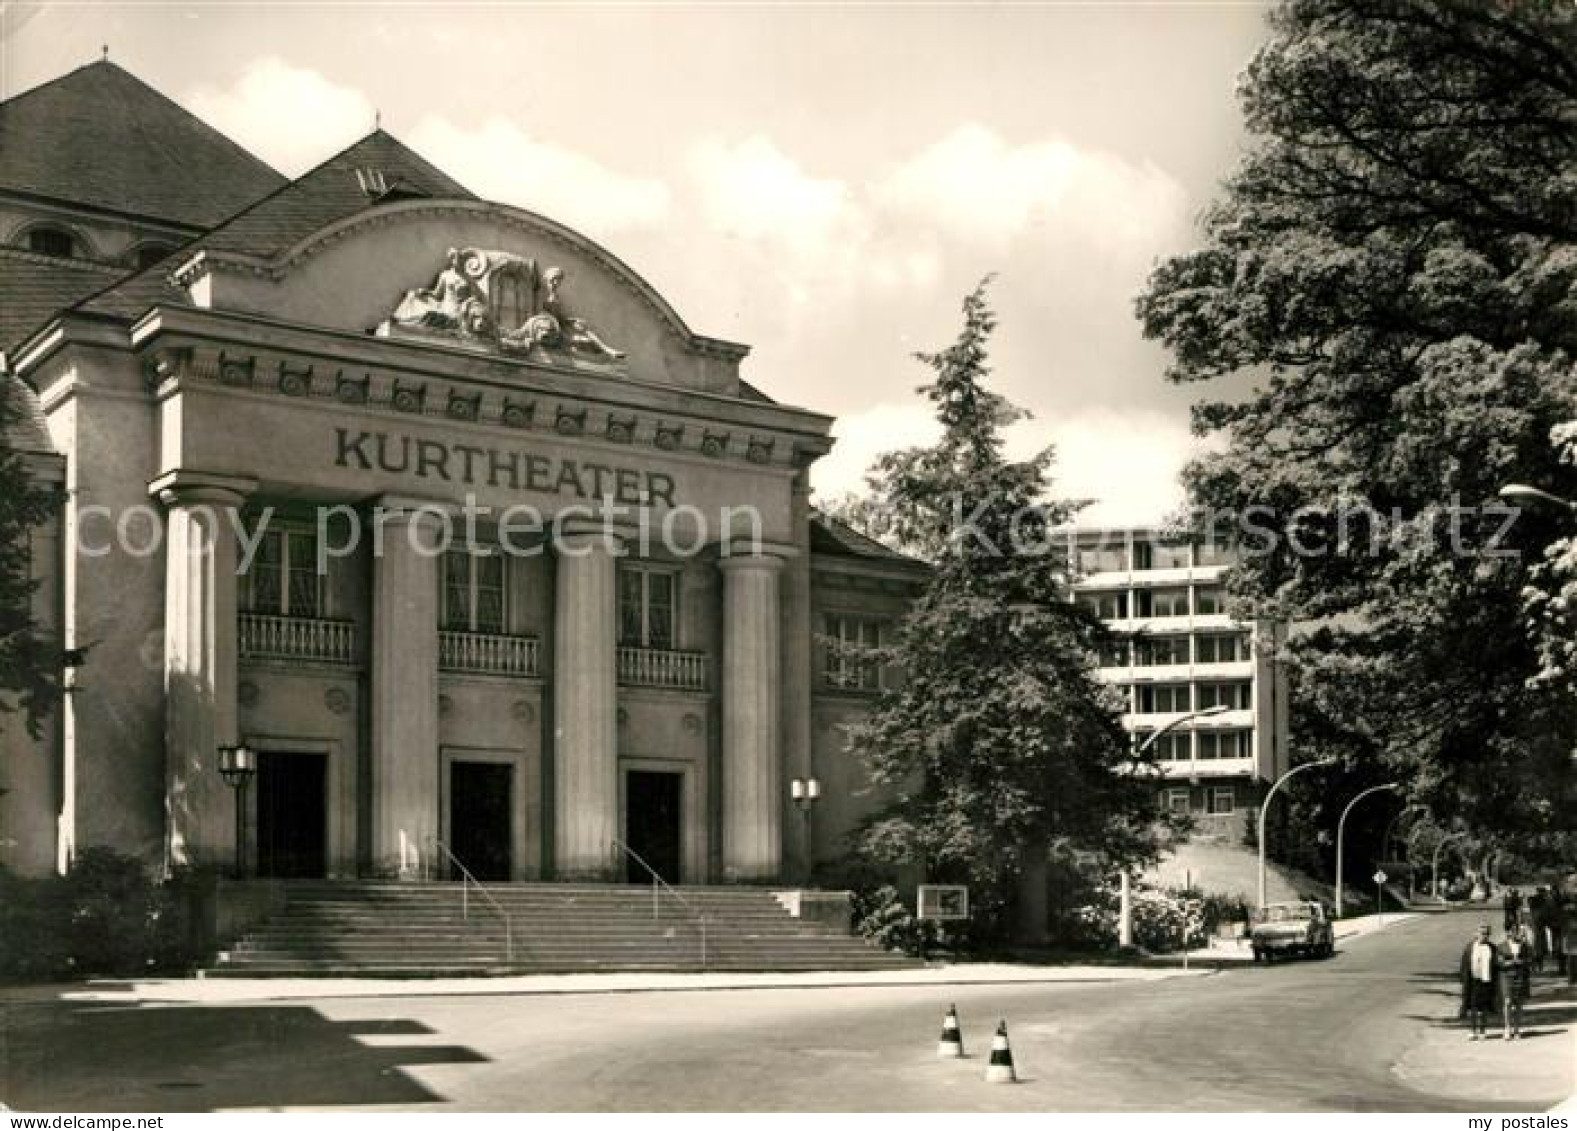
[1069,527,1289,842]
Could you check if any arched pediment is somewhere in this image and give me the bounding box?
[176,199,748,394]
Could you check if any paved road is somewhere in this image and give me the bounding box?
[3,908,1571,1111]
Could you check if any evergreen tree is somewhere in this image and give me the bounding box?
[844,281,1172,939]
[1135,0,1577,844]
[0,384,62,738]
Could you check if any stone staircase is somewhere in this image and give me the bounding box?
[207,881,920,976]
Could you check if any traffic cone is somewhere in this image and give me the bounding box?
[985,1020,1017,1083]
[937,1004,965,1058]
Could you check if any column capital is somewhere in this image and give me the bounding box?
[717,546,794,573]
[149,469,257,508]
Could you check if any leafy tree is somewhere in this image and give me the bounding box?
[0,384,61,738]
[842,280,1174,941]
[1136,0,1577,847]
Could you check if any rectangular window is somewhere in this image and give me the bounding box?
[618,566,678,649]
[1096,637,1129,667]
[1195,541,1237,567]
[1077,590,1128,620]
[1134,635,1190,666]
[1194,586,1227,616]
[1208,786,1236,815]
[1166,788,1191,815]
[243,526,322,618]
[824,614,887,690]
[1135,541,1190,570]
[1076,545,1127,575]
[1196,681,1252,711]
[1196,633,1251,664]
[1196,730,1252,760]
[1136,684,1191,713]
[1135,588,1189,618]
[442,549,508,634]
[1137,730,1191,761]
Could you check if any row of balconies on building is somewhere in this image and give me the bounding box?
[237,611,708,691]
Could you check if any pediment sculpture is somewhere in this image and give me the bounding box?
[380,248,627,370]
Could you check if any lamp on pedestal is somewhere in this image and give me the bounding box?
[217,744,256,878]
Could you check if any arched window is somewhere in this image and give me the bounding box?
[27,227,75,258]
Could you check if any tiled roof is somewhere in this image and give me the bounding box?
[809,509,925,566]
[0,60,285,228]
[78,131,475,323]
[0,247,127,354]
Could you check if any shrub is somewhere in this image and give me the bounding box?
[0,848,197,981]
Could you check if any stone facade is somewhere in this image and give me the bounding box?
[0,64,925,885]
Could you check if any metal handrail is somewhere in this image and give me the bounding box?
[610,837,709,969]
[429,838,514,964]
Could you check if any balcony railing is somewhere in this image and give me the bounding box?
[617,646,707,691]
[239,613,357,664]
[439,630,541,677]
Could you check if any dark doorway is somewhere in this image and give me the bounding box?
[449,761,513,881]
[625,770,682,885]
[256,751,327,878]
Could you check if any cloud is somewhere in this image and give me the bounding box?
[876,123,1189,253]
[812,401,1199,529]
[187,58,374,177]
[684,136,875,306]
[405,116,672,238]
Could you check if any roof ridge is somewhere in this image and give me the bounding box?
[2,60,283,186]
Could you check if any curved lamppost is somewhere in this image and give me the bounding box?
[1380,803,1429,863]
[1498,483,1577,513]
[1117,704,1231,946]
[1334,783,1399,918]
[1257,756,1338,910]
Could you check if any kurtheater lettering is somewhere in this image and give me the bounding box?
[335,427,677,508]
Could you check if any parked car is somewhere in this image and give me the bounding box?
[1251,901,1335,962]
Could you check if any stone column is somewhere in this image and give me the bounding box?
[370,501,443,877]
[553,526,620,879]
[720,552,784,880]
[153,470,253,870]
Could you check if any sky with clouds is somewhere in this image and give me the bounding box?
[1,2,1271,524]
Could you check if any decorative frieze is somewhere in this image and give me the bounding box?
[446,390,481,422]
[335,372,369,405]
[162,343,814,470]
[390,380,425,414]
[277,361,313,397]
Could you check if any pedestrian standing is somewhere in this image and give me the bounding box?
[1503,888,1522,933]
[1529,887,1550,972]
[1561,900,1577,985]
[1498,926,1533,1040]
[1459,923,1500,1040]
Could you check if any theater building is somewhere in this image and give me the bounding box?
[0,60,924,885]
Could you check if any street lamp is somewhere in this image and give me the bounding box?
[1498,483,1577,513]
[1380,803,1428,863]
[791,777,821,882]
[1117,704,1232,947]
[1257,756,1339,910]
[1334,783,1399,918]
[218,744,257,879]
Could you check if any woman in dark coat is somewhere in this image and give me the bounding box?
[1498,926,1533,1039]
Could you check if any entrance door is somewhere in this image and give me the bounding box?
[449,761,513,881]
[625,770,682,885]
[255,751,327,878]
